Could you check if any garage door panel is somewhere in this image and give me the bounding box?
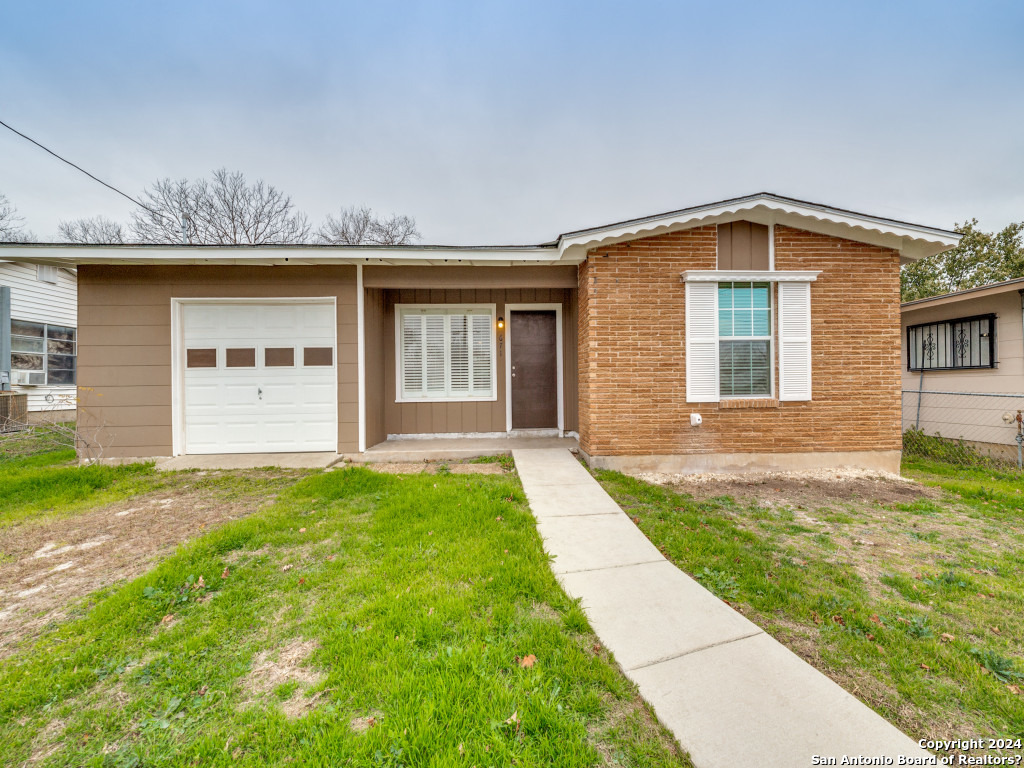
[181,301,337,455]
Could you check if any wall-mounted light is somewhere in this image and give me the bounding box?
[497,316,505,330]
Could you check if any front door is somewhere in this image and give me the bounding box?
[510,310,557,429]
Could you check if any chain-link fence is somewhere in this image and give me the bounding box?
[902,389,1024,470]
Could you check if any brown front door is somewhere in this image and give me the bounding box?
[510,310,557,429]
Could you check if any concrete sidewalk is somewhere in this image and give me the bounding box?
[512,448,931,768]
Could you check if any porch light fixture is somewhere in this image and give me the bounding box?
[497,316,504,330]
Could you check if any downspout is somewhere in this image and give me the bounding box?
[0,285,10,391]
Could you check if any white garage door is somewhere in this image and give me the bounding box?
[181,301,337,454]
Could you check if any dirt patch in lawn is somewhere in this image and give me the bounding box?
[639,468,940,508]
[0,471,301,658]
[240,637,326,719]
[365,460,506,475]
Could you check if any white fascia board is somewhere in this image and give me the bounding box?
[0,245,563,267]
[557,196,960,261]
[682,270,821,282]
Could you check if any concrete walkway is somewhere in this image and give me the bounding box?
[512,448,932,768]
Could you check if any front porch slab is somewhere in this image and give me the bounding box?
[347,436,577,463]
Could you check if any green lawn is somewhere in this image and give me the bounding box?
[595,460,1024,756]
[0,454,689,767]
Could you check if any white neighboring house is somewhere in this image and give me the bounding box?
[0,260,78,415]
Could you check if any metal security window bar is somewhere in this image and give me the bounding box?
[718,282,772,397]
[9,320,77,386]
[907,314,995,371]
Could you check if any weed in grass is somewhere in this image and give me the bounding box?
[970,648,1024,683]
[695,568,740,602]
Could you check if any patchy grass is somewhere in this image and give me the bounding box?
[0,465,689,767]
[595,465,1024,757]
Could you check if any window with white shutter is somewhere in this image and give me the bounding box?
[778,281,812,401]
[397,306,496,401]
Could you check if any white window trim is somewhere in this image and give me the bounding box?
[717,283,775,401]
[682,270,820,283]
[504,303,564,434]
[170,296,338,457]
[9,319,77,387]
[394,303,498,404]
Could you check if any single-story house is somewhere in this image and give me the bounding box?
[0,260,78,414]
[902,277,1024,460]
[1,193,959,473]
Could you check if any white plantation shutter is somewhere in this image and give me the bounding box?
[449,314,470,395]
[399,307,495,400]
[425,314,446,394]
[401,314,423,395]
[471,314,492,394]
[778,281,812,401]
[685,282,719,402]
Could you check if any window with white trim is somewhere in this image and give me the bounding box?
[718,282,772,397]
[397,306,495,401]
[10,320,77,386]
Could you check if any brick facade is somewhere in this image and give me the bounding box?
[576,224,902,458]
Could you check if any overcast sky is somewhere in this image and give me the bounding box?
[1,0,1021,244]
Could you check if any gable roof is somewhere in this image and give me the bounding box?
[0,193,959,266]
[554,193,960,262]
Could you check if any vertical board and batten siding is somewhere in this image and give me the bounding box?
[0,261,78,411]
[576,225,902,457]
[367,286,578,440]
[77,265,359,458]
[717,222,770,270]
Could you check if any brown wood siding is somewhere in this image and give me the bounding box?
[717,222,770,270]
[363,287,387,447]
[379,287,578,438]
[77,265,359,458]
[363,265,577,289]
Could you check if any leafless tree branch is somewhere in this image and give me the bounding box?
[316,205,421,245]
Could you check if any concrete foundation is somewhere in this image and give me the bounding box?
[581,449,902,476]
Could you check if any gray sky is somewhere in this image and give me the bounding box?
[1,0,1021,244]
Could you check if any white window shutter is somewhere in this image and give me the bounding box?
[778,281,812,401]
[470,314,492,394]
[685,282,719,402]
[424,314,446,394]
[401,313,423,396]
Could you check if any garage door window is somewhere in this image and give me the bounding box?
[225,348,256,368]
[303,347,333,366]
[265,347,295,367]
[186,348,217,368]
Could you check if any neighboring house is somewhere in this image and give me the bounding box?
[901,278,1024,460]
[0,193,958,472]
[0,260,78,415]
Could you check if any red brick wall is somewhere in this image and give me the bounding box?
[575,224,902,457]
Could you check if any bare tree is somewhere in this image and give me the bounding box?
[0,192,34,242]
[129,168,312,245]
[57,216,127,244]
[316,205,420,245]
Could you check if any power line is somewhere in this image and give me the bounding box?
[0,117,166,221]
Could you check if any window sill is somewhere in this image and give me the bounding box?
[719,398,780,409]
[396,396,498,404]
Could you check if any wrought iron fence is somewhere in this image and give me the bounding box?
[902,389,1024,470]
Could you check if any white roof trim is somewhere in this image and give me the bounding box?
[682,270,821,282]
[0,245,567,267]
[556,194,960,262]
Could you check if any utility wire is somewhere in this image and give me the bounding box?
[0,117,169,221]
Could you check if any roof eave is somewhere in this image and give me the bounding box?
[555,194,960,262]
